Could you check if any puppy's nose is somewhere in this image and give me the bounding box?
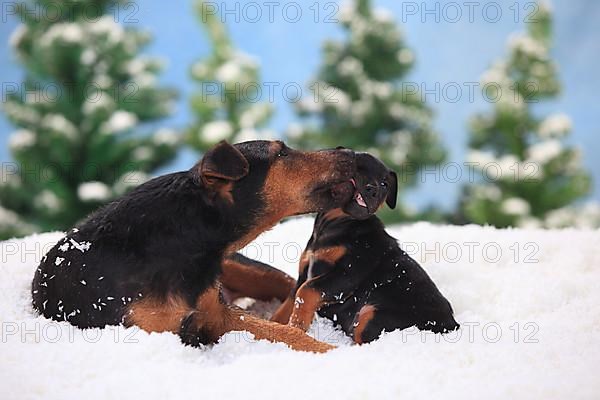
[365,184,377,198]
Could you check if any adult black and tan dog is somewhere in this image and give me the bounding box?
[32,140,366,353]
[272,153,459,343]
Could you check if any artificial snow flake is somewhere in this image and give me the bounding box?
[113,171,149,195]
[337,57,363,76]
[69,238,91,252]
[100,111,138,134]
[538,114,572,139]
[78,182,111,202]
[327,89,351,112]
[9,25,27,48]
[215,61,243,82]
[134,72,157,88]
[153,128,179,146]
[234,129,259,143]
[200,121,233,143]
[239,104,271,129]
[80,49,97,65]
[125,59,148,75]
[286,123,304,139]
[508,33,548,58]
[87,16,124,44]
[297,97,323,113]
[94,74,113,89]
[82,95,114,115]
[41,23,84,46]
[8,129,36,150]
[133,146,153,161]
[544,202,600,229]
[397,48,414,65]
[480,63,510,86]
[294,297,304,309]
[34,191,61,213]
[41,114,78,139]
[527,140,563,164]
[2,102,40,124]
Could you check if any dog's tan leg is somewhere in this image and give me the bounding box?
[270,296,295,324]
[225,307,334,353]
[221,253,296,302]
[125,288,229,346]
[287,246,350,330]
[203,284,334,353]
[125,294,192,333]
[127,285,333,353]
[288,283,324,331]
[271,296,294,325]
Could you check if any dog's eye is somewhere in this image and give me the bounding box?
[277,149,288,157]
[380,181,387,188]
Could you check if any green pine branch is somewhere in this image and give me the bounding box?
[187,0,273,153]
[0,0,179,239]
[460,1,594,228]
[287,0,446,222]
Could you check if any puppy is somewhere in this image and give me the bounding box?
[272,153,459,343]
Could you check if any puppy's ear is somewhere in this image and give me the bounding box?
[385,171,398,209]
[199,141,249,184]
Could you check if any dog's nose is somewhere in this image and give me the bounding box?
[365,184,377,198]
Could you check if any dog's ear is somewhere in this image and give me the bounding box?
[199,141,249,184]
[385,171,398,209]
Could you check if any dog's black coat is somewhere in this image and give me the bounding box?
[32,140,358,351]
[288,154,459,343]
[32,171,229,328]
[308,214,459,343]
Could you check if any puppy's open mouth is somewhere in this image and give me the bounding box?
[329,178,368,211]
[350,178,367,208]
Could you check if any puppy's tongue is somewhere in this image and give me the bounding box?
[354,192,367,208]
[350,178,367,208]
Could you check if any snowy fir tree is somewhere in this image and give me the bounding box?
[288,0,446,220]
[0,0,178,239]
[187,0,274,152]
[460,1,598,229]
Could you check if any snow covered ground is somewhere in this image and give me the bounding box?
[1,218,599,399]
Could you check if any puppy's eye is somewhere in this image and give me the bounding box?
[277,149,288,157]
[380,181,388,188]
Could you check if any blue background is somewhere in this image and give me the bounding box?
[1,0,599,211]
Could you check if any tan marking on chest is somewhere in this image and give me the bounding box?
[313,245,346,264]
